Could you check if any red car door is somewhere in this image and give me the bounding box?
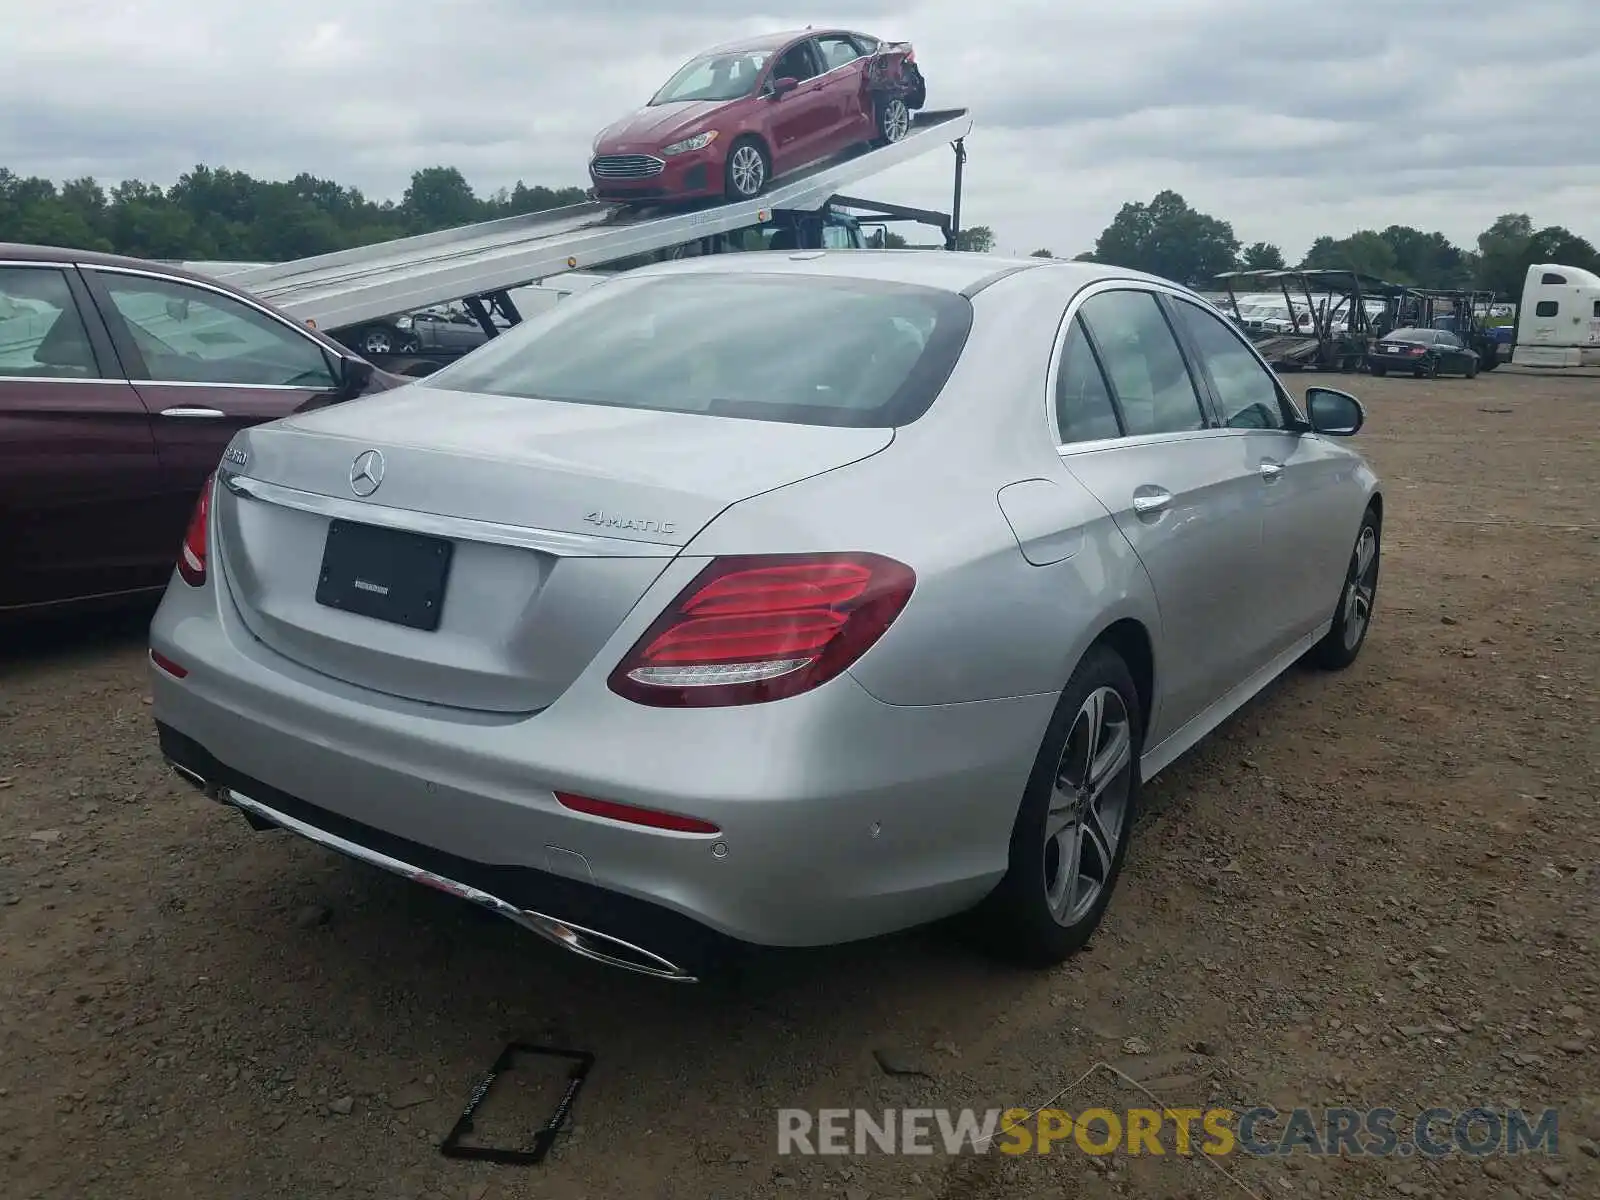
[78,266,346,512]
[763,40,836,171]
[0,262,169,613]
[810,34,874,151]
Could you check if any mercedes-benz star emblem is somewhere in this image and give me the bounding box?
[349,449,385,497]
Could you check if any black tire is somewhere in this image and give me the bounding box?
[1310,507,1380,670]
[1465,357,1478,378]
[358,324,400,356]
[974,643,1143,966]
[1369,362,1386,377]
[872,93,912,146]
[723,137,769,201]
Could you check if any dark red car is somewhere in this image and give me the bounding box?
[0,243,406,619]
[588,28,927,204]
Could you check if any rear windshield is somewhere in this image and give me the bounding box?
[420,272,973,428]
[1384,328,1433,342]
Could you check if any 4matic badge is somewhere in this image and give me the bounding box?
[583,511,677,536]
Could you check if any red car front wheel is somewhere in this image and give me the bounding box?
[724,138,769,201]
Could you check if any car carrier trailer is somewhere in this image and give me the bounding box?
[213,109,972,374]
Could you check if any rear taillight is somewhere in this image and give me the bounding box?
[607,552,915,707]
[177,473,213,586]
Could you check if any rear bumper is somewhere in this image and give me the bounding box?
[147,566,1053,968]
[158,722,726,980]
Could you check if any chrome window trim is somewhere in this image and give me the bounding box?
[218,470,680,558]
[78,263,331,344]
[77,262,343,389]
[1045,276,1306,451]
[0,374,111,385]
[128,378,337,392]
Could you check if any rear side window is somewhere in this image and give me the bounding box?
[421,273,973,428]
[1076,289,1208,436]
[1054,317,1121,443]
[0,266,100,378]
[1535,300,1559,317]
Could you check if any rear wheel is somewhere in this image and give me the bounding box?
[1369,362,1387,376]
[1311,509,1380,670]
[723,138,768,201]
[975,644,1143,966]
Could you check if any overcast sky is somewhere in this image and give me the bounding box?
[3,0,1595,260]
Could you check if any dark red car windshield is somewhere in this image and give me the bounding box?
[649,50,772,104]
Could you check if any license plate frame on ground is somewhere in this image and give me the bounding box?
[314,518,453,631]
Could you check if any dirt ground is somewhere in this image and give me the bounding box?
[2,367,1596,1200]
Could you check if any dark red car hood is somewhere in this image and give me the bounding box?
[595,100,730,150]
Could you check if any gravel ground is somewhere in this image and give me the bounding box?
[1,368,1596,1200]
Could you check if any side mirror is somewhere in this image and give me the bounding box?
[770,75,799,97]
[334,355,375,400]
[1305,386,1364,436]
[165,297,190,321]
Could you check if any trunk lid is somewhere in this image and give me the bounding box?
[215,386,893,712]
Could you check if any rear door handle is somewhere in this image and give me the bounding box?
[160,407,226,418]
[1259,460,1284,481]
[1131,486,1173,515]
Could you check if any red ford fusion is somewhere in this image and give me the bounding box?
[588,28,927,204]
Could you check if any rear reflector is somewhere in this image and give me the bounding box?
[150,649,188,678]
[607,552,915,708]
[555,791,720,835]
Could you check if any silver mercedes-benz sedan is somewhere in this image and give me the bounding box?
[148,250,1383,982]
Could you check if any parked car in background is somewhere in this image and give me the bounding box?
[1367,327,1480,378]
[589,28,927,203]
[150,250,1383,984]
[338,306,502,359]
[0,243,406,619]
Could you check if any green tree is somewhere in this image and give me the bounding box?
[882,230,909,248]
[401,166,481,232]
[1475,213,1534,296]
[1239,241,1285,270]
[1299,230,1398,279]
[955,225,995,252]
[1088,190,1239,285]
[1472,214,1599,297]
[1029,247,1053,258]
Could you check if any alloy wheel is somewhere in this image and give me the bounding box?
[729,145,764,197]
[1044,686,1134,926]
[881,98,911,142]
[1343,525,1379,650]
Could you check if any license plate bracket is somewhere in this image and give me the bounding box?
[315,518,453,631]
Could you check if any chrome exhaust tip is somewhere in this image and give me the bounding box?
[169,761,211,792]
[219,787,700,983]
[511,911,698,983]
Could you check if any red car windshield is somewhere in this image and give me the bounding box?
[649,50,772,104]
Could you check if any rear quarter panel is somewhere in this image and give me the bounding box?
[677,267,1164,709]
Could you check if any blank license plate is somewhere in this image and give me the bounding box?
[315,519,453,631]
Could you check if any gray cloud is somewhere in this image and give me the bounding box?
[1,0,1595,261]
